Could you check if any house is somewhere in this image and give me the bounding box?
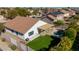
[60,10,70,17]
[3,16,50,50]
[47,11,64,22]
[61,9,76,17]
[68,9,76,16]
[43,9,76,23]
[4,16,48,41]
[70,8,79,14]
[0,15,7,23]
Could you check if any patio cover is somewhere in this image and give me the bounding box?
[39,24,54,30]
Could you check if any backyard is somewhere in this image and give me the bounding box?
[27,35,53,51]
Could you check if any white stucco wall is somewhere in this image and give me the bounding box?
[5,20,47,41]
[64,13,70,17]
[23,20,47,40]
[56,15,64,20]
[5,29,24,39]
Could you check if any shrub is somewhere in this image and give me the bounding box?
[54,20,65,26]
[10,45,16,50]
[65,28,77,40]
[56,37,72,51]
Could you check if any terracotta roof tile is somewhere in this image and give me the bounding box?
[5,16,38,34]
[47,15,56,20]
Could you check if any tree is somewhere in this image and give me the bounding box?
[15,8,31,16]
[0,23,5,35]
[65,28,77,40]
[56,37,72,51]
[73,15,79,20]
[69,15,79,23]
[25,10,31,16]
[54,20,65,26]
[68,20,77,29]
[0,11,6,16]
[7,10,17,19]
[68,15,79,31]
[32,9,39,15]
[69,21,79,32]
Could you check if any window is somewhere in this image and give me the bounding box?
[25,38,29,41]
[18,32,23,36]
[28,31,34,36]
[16,32,18,35]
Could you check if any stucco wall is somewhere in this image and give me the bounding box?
[64,13,70,17]
[56,15,64,20]
[5,20,47,41]
[5,29,24,39]
[23,20,47,40]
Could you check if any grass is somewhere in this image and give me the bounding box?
[27,35,53,51]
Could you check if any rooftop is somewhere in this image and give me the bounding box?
[48,11,64,17]
[39,24,54,30]
[5,16,38,34]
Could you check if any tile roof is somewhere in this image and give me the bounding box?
[61,10,69,13]
[47,15,55,20]
[5,16,38,34]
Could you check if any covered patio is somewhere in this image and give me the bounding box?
[38,24,54,35]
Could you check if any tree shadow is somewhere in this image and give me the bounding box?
[39,36,61,51]
[71,32,79,51]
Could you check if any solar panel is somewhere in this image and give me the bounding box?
[48,11,64,16]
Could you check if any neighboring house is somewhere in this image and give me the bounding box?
[68,9,76,16]
[0,15,7,23]
[42,18,53,24]
[60,10,70,17]
[71,8,79,14]
[61,9,76,17]
[4,16,47,41]
[44,9,76,23]
[47,11,64,22]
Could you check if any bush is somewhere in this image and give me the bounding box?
[55,37,72,51]
[54,20,65,25]
[7,10,17,19]
[65,28,77,40]
[10,45,16,50]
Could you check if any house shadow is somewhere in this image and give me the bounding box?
[39,30,65,51]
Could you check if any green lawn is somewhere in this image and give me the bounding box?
[27,35,53,51]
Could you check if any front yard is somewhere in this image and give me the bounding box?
[27,35,53,51]
[0,36,19,51]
